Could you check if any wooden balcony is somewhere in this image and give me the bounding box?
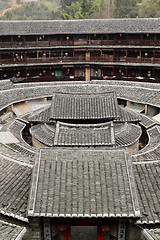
[1,56,160,65]
[22,75,85,83]
[1,39,160,48]
[37,41,50,47]
[114,56,160,64]
[0,57,85,65]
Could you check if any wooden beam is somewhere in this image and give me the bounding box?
[85,66,90,81]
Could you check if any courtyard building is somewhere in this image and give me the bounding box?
[0,19,160,240]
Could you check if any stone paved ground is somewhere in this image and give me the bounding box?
[70,226,98,240]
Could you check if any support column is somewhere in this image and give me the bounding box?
[43,219,52,240]
[11,36,13,45]
[85,51,90,61]
[118,220,126,240]
[125,67,128,78]
[29,219,42,240]
[126,100,130,108]
[65,227,70,240]
[153,50,155,63]
[139,50,142,63]
[145,104,148,115]
[98,227,104,240]
[125,50,127,62]
[24,36,26,46]
[85,65,90,81]
[36,35,38,46]
[49,50,51,60]
[37,50,39,63]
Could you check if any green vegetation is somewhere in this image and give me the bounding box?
[0,0,60,20]
[114,0,141,18]
[113,0,160,18]
[0,0,160,20]
[138,0,160,18]
[60,0,101,19]
[60,0,110,19]
[0,0,10,14]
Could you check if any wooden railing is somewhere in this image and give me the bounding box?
[0,56,86,65]
[17,76,85,83]
[2,74,159,83]
[1,56,160,65]
[1,39,160,48]
[113,56,160,64]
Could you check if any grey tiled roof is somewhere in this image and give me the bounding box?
[55,121,115,146]
[29,100,141,124]
[0,19,160,36]
[133,125,160,156]
[0,119,36,160]
[30,121,141,148]
[90,81,160,108]
[30,123,56,147]
[142,228,160,240]
[0,82,160,113]
[140,114,158,129]
[134,162,160,224]
[50,92,119,120]
[115,123,142,147]
[117,106,141,123]
[7,119,36,157]
[28,148,140,218]
[93,80,160,90]
[0,143,33,165]
[0,142,33,166]
[28,106,51,123]
[132,144,160,162]
[0,156,32,222]
[30,122,115,147]
[8,143,35,158]
[0,220,26,240]
[132,123,160,163]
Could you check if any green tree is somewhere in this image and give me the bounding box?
[81,0,97,18]
[99,0,105,13]
[60,0,78,8]
[61,1,82,19]
[138,0,160,18]
[114,0,140,18]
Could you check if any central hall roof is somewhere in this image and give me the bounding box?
[30,121,115,147]
[28,104,141,123]
[49,121,115,146]
[50,92,119,120]
[30,121,141,147]
[28,148,140,218]
[0,19,160,36]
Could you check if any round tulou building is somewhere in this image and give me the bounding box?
[0,19,160,240]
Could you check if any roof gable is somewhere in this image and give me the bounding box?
[54,121,115,146]
[50,92,119,120]
[28,149,140,218]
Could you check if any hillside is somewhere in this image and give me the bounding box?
[0,0,22,15]
[0,0,60,20]
[0,0,160,20]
